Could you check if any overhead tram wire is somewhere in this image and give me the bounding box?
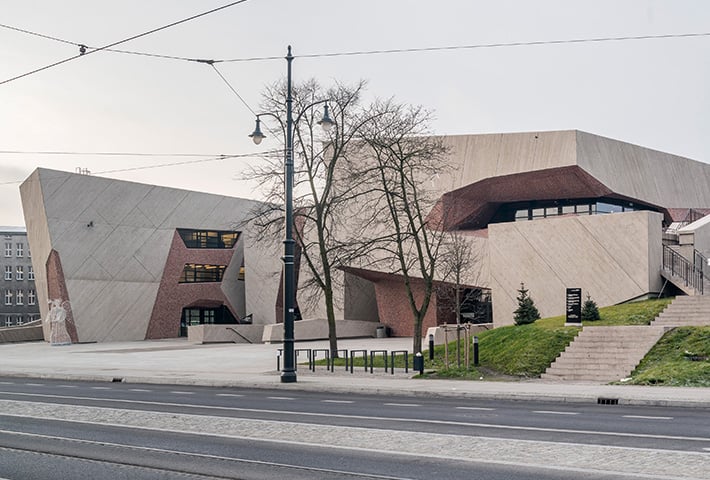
[0,150,242,157]
[0,0,250,86]
[0,149,280,186]
[3,22,708,68]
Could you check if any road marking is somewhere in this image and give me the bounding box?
[384,403,421,407]
[322,400,354,404]
[24,383,44,387]
[216,393,244,397]
[170,391,194,395]
[1,392,707,444]
[91,386,111,390]
[267,396,294,400]
[533,410,580,416]
[456,407,495,411]
[128,388,151,392]
[0,428,416,480]
[703,447,710,452]
[623,415,673,420]
[0,381,14,385]
[57,385,77,388]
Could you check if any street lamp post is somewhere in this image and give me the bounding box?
[249,46,334,383]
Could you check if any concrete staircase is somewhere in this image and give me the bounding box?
[651,295,710,327]
[541,326,667,383]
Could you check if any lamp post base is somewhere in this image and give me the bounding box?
[280,371,297,383]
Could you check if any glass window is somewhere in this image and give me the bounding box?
[238,266,245,281]
[16,316,23,326]
[576,204,591,215]
[4,290,12,305]
[4,243,11,257]
[177,229,239,249]
[4,316,10,327]
[596,202,623,214]
[515,209,529,221]
[28,266,34,281]
[28,290,36,306]
[15,290,23,305]
[16,266,23,281]
[27,248,31,258]
[532,208,545,219]
[562,205,575,215]
[179,264,227,283]
[4,266,11,280]
[16,243,23,257]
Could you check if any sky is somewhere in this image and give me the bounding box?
[1,0,709,226]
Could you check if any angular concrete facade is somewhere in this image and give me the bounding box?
[19,130,710,342]
[342,130,710,330]
[21,168,281,343]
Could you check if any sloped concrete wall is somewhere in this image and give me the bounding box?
[576,131,710,209]
[20,168,281,343]
[489,211,663,327]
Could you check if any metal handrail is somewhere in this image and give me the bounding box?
[694,249,710,281]
[662,245,704,294]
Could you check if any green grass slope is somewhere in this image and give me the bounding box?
[424,298,702,383]
[626,326,710,387]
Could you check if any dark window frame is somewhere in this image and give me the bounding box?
[179,264,227,283]
[177,229,239,249]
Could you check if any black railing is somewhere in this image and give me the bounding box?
[694,249,710,282]
[663,245,704,294]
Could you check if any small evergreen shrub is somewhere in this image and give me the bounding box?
[581,294,600,321]
[514,282,541,325]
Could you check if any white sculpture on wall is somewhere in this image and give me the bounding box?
[46,299,72,346]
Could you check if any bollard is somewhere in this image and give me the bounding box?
[473,336,479,367]
[413,352,424,375]
[428,334,434,361]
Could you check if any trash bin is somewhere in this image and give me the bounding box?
[375,325,387,338]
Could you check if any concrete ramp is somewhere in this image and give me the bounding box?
[541,326,667,383]
[262,319,379,343]
[0,321,44,343]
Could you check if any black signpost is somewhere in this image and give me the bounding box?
[566,288,582,325]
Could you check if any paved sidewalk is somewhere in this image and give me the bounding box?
[1,337,708,408]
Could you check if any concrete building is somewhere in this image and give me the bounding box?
[20,169,283,343]
[339,130,710,334]
[19,130,710,343]
[0,227,41,326]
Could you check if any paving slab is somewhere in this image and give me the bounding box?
[0,338,708,408]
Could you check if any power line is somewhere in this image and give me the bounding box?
[0,150,240,157]
[3,21,708,68]
[0,149,279,186]
[0,0,250,86]
[221,32,710,62]
[0,23,77,47]
[209,64,258,117]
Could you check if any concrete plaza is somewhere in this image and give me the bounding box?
[1,337,708,408]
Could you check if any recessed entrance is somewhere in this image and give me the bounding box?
[179,306,237,337]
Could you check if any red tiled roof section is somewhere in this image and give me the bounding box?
[430,165,614,230]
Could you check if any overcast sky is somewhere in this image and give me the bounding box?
[1,0,708,226]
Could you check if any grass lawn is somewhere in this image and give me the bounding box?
[625,326,710,387]
[319,297,709,386]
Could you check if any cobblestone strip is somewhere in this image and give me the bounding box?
[0,400,708,479]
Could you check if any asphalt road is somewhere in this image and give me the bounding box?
[0,377,708,479]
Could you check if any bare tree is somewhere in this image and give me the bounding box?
[357,100,452,354]
[244,79,374,356]
[437,231,479,367]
